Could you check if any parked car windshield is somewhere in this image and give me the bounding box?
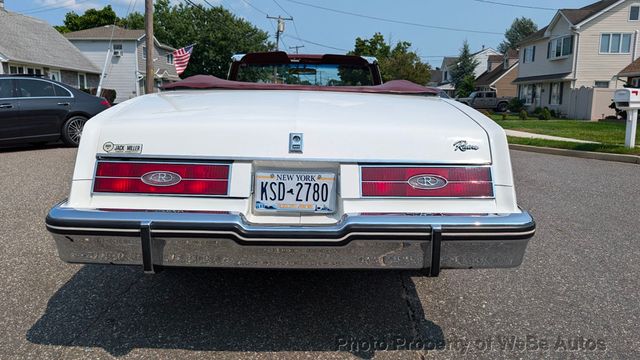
[236,63,374,86]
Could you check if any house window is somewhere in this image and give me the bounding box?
[600,33,632,53]
[78,73,87,89]
[48,70,61,82]
[630,5,639,20]
[523,46,536,63]
[548,36,573,59]
[9,66,21,74]
[549,82,563,105]
[594,81,610,88]
[166,53,174,64]
[520,84,536,105]
[142,46,147,60]
[632,77,640,87]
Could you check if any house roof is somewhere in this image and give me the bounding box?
[560,0,621,25]
[429,69,442,84]
[488,55,503,63]
[518,26,549,45]
[0,11,99,73]
[64,25,145,40]
[513,72,572,83]
[476,62,518,86]
[618,58,640,77]
[65,25,175,51]
[518,0,623,45]
[442,56,458,68]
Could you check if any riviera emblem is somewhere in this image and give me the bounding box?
[407,174,448,190]
[141,171,182,186]
[453,140,479,152]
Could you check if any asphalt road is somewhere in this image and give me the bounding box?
[0,146,638,359]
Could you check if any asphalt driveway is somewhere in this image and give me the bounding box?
[0,147,638,359]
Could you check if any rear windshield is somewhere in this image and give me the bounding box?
[236,63,374,86]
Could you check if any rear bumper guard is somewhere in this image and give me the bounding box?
[45,201,535,275]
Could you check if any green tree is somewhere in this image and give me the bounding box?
[347,33,431,84]
[117,12,145,29]
[450,40,479,96]
[497,17,538,53]
[457,75,476,98]
[153,0,271,78]
[55,5,118,33]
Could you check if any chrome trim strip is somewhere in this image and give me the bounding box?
[46,201,535,243]
[96,153,492,165]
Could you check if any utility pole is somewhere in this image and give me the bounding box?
[145,0,154,94]
[266,15,293,51]
[289,45,304,54]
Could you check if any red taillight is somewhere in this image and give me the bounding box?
[361,166,493,198]
[100,99,111,107]
[93,161,230,196]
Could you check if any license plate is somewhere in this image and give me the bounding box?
[254,171,336,213]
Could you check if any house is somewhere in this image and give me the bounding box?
[65,25,180,103]
[0,2,100,88]
[514,0,639,119]
[434,47,501,96]
[617,57,640,87]
[475,50,520,97]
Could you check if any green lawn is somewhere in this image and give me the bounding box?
[507,137,640,155]
[490,116,640,146]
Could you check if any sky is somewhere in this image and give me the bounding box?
[6,0,600,66]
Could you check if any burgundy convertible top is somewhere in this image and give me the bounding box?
[161,75,438,95]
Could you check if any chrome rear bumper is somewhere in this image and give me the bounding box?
[45,202,535,275]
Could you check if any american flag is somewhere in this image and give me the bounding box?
[173,45,194,76]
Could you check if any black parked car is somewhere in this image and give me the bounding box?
[0,75,110,147]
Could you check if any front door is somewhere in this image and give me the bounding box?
[0,78,23,143]
[15,78,70,139]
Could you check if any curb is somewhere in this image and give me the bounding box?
[509,144,640,165]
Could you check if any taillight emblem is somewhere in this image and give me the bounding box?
[407,174,448,190]
[141,171,182,186]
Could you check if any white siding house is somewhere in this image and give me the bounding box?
[65,26,179,103]
[435,47,501,96]
[514,0,640,118]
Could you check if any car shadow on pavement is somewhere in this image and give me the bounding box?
[0,143,64,153]
[27,265,445,358]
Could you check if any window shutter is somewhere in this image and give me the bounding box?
[559,82,564,105]
[549,83,553,104]
[547,42,551,59]
[532,46,536,62]
[569,36,574,55]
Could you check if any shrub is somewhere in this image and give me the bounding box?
[533,107,544,115]
[507,98,525,112]
[518,110,528,120]
[549,109,558,118]
[538,108,552,120]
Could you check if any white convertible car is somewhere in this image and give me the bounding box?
[46,52,535,275]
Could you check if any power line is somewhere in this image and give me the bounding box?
[283,0,504,36]
[272,0,304,50]
[473,0,557,11]
[282,34,349,52]
[238,0,269,16]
